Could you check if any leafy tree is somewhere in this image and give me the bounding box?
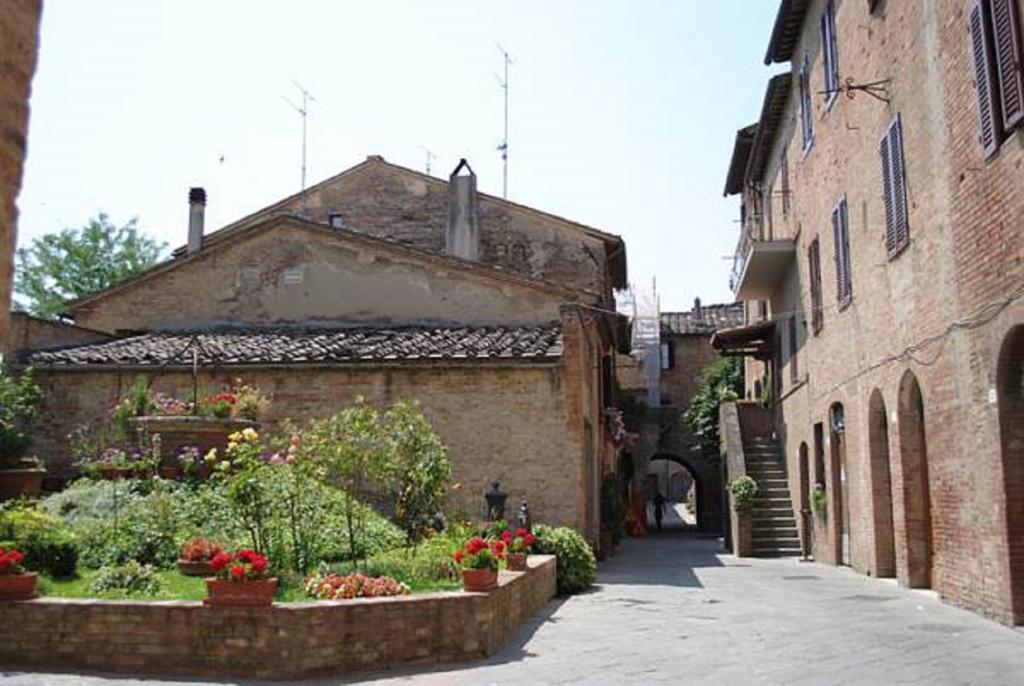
[385,401,451,543]
[15,213,166,319]
[682,356,744,456]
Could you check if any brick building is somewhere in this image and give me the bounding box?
[0,0,42,347]
[17,158,630,544]
[718,0,1024,624]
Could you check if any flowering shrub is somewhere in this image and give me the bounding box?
[151,392,192,416]
[232,382,270,421]
[304,570,410,600]
[201,392,237,419]
[0,547,26,575]
[180,537,224,562]
[88,560,163,596]
[81,444,157,476]
[501,528,537,554]
[210,549,269,582]
[453,537,506,571]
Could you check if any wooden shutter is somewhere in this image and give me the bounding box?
[992,0,1024,129]
[781,148,791,216]
[809,239,823,334]
[832,199,852,304]
[970,0,1004,157]
[881,116,910,256]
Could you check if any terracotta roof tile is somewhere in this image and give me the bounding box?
[28,324,563,367]
[660,302,744,336]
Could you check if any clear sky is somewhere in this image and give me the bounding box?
[17,1,780,312]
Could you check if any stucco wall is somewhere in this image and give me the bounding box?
[72,220,569,333]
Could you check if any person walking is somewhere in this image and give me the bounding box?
[653,491,665,532]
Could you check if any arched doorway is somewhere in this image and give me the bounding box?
[997,325,1024,621]
[898,371,933,588]
[647,455,702,531]
[799,442,812,556]
[868,389,896,578]
[830,403,850,565]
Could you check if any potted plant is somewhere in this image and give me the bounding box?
[178,537,224,576]
[83,446,156,480]
[203,549,276,607]
[501,528,536,572]
[453,537,506,591]
[0,547,37,600]
[201,392,238,419]
[0,369,44,500]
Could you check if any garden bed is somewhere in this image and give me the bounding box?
[0,555,556,680]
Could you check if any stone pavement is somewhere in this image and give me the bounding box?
[4,534,1024,686]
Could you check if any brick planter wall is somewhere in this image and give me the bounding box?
[0,556,556,680]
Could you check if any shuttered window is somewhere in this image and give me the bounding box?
[971,0,1006,157]
[809,238,823,334]
[880,114,910,256]
[820,0,840,105]
[992,0,1024,130]
[800,55,814,150]
[832,197,853,306]
[780,147,791,216]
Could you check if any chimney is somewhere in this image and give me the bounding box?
[446,159,479,261]
[693,297,702,319]
[187,187,206,254]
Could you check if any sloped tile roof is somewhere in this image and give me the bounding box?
[660,302,745,336]
[27,324,563,367]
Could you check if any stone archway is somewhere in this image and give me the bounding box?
[898,371,933,588]
[868,389,896,578]
[997,325,1024,622]
[648,454,706,531]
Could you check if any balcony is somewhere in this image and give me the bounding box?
[731,237,796,301]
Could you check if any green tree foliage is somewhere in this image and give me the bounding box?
[385,401,452,543]
[15,213,166,319]
[682,356,744,456]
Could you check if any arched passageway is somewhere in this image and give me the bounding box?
[997,325,1024,622]
[868,389,896,578]
[898,371,933,588]
[648,455,703,531]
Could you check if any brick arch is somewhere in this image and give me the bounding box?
[997,325,1024,623]
[897,370,933,588]
[649,454,707,531]
[868,389,896,578]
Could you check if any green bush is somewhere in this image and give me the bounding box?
[88,560,163,596]
[0,507,78,577]
[729,475,758,514]
[533,525,596,595]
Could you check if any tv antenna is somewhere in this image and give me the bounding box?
[282,80,316,215]
[420,146,437,176]
[495,43,513,199]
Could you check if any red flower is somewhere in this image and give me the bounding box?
[516,528,528,538]
[229,564,246,582]
[250,555,267,575]
[524,534,536,547]
[453,550,464,564]
[210,552,233,572]
[502,531,513,543]
[467,537,488,554]
[491,540,506,556]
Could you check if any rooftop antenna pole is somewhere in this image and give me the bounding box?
[282,80,315,215]
[420,146,437,176]
[495,43,513,199]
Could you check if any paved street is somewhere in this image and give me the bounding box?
[4,534,1024,686]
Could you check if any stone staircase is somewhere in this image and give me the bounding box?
[744,436,802,557]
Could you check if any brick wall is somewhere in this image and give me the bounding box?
[0,0,42,348]
[31,362,589,531]
[0,556,556,680]
[731,0,1024,623]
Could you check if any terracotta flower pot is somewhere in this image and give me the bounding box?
[203,578,277,607]
[461,567,498,592]
[178,559,214,576]
[99,467,134,481]
[159,466,184,480]
[0,572,38,601]
[507,553,528,572]
[0,469,45,501]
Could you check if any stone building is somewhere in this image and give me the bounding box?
[718,0,1024,624]
[0,0,42,347]
[17,158,630,544]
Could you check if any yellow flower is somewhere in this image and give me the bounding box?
[227,441,237,453]
[205,448,218,461]
[241,427,259,442]
[228,431,241,442]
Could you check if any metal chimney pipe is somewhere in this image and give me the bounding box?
[187,187,206,254]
